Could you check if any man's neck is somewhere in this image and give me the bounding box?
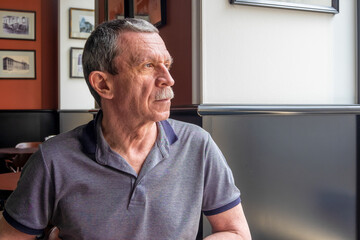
[101,111,158,174]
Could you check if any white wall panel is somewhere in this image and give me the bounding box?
[201,0,356,104]
[59,0,94,110]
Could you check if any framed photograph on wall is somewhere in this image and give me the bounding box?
[134,0,166,27]
[69,8,94,39]
[70,47,84,78]
[0,50,36,79]
[0,9,36,40]
[106,0,166,27]
[230,0,339,14]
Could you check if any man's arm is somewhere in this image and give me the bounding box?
[204,203,251,240]
[0,216,36,240]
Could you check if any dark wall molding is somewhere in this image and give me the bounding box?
[198,104,360,116]
[0,110,59,147]
[357,1,360,104]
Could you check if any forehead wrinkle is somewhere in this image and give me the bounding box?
[119,32,172,65]
[130,48,173,66]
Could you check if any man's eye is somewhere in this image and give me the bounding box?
[145,63,153,68]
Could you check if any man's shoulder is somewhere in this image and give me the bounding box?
[40,123,89,153]
[165,118,209,141]
[166,118,205,131]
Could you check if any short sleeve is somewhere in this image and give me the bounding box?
[202,133,241,216]
[4,147,54,235]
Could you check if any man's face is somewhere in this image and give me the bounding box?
[109,32,175,124]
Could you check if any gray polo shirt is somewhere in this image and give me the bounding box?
[4,112,240,239]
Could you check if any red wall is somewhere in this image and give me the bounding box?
[0,0,58,109]
[40,0,58,109]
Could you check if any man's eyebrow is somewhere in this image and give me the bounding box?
[129,54,143,65]
[167,56,174,64]
[130,54,174,65]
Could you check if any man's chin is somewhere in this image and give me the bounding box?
[152,110,170,122]
[150,102,172,121]
[159,111,170,121]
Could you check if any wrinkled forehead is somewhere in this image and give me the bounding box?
[117,32,172,62]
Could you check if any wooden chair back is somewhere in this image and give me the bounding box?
[15,142,41,149]
[46,226,60,240]
[6,142,42,172]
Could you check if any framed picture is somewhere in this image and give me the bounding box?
[0,9,36,40]
[134,0,166,27]
[0,50,36,79]
[230,0,339,14]
[69,8,95,39]
[70,47,84,78]
[116,14,149,21]
[106,0,166,27]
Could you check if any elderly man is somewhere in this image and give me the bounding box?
[0,19,251,239]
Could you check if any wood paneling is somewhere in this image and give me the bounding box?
[0,110,59,147]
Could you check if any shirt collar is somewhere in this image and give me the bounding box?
[160,120,178,145]
[80,110,179,167]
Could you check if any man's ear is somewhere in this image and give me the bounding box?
[88,71,114,100]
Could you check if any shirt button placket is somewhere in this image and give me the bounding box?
[129,178,146,206]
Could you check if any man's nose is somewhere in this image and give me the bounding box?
[156,64,175,87]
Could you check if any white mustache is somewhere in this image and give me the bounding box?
[155,87,174,100]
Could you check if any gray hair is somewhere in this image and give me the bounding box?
[82,18,159,107]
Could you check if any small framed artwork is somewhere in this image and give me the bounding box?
[69,8,95,39]
[0,9,36,40]
[0,50,36,79]
[106,0,166,27]
[134,14,150,23]
[117,14,150,22]
[70,47,84,78]
[134,0,166,27]
[230,0,339,14]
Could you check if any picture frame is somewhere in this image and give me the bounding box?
[0,50,36,79]
[69,8,95,39]
[230,0,339,14]
[134,0,166,27]
[116,14,150,22]
[0,9,36,40]
[70,47,84,78]
[106,0,166,28]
